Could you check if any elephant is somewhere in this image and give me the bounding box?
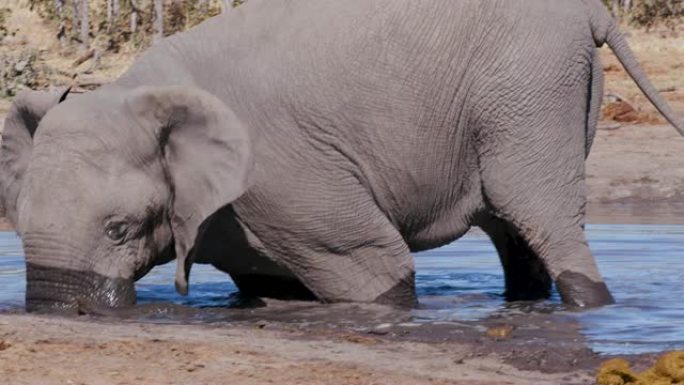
[1,0,682,313]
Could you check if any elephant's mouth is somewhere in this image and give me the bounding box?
[26,263,136,314]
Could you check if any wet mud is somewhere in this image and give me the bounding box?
[36,298,633,374]
[3,297,675,385]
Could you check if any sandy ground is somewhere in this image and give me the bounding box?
[0,305,600,385]
[0,5,683,385]
[587,24,684,204]
[587,123,684,204]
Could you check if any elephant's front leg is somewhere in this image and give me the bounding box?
[193,207,316,301]
[223,252,317,301]
[240,187,417,307]
[287,211,416,307]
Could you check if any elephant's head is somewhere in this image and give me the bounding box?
[0,86,253,313]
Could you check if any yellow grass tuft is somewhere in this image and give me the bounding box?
[597,352,684,385]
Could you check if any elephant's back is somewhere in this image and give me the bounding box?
[183,0,596,249]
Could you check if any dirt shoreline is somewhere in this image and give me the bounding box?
[1,297,673,385]
[0,307,603,385]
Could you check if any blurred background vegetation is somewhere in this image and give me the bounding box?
[25,0,234,51]
[0,0,681,98]
[605,0,683,28]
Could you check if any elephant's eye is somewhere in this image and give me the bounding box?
[105,222,128,243]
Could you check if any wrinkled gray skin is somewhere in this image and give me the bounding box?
[1,0,683,313]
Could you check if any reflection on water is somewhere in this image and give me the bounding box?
[1,223,684,355]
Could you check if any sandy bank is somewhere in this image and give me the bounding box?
[0,311,597,385]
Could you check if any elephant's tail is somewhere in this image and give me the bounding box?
[606,26,684,136]
[586,0,684,136]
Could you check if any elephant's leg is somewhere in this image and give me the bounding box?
[287,214,416,307]
[479,216,552,301]
[478,119,614,308]
[194,207,316,301]
[226,252,317,301]
[245,189,417,307]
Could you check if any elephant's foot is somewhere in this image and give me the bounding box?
[555,271,614,308]
[232,274,317,301]
[374,272,418,308]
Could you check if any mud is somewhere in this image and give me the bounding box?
[2,297,677,384]
[0,301,605,385]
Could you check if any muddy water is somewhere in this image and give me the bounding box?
[1,214,684,355]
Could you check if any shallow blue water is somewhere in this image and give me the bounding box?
[1,225,683,355]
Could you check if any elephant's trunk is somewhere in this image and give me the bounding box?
[26,262,136,313]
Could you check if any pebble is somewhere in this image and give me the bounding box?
[368,323,393,335]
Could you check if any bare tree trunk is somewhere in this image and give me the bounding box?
[130,0,139,34]
[53,0,66,47]
[131,11,138,34]
[71,0,80,39]
[78,0,90,50]
[611,0,623,20]
[198,0,209,15]
[106,0,114,30]
[623,0,632,13]
[153,0,164,42]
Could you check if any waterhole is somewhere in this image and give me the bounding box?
[1,218,683,355]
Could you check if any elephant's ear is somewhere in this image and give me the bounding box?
[0,88,71,228]
[127,86,253,295]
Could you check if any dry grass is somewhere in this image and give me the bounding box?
[0,0,137,96]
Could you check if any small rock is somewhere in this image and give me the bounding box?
[186,364,205,372]
[14,60,27,73]
[485,324,515,340]
[343,334,380,345]
[368,323,393,335]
